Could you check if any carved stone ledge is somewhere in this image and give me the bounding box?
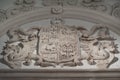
[0,69,120,78]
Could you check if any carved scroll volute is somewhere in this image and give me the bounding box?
[2,27,40,69]
[6,0,36,18]
[112,2,120,19]
[50,5,65,27]
[51,6,63,14]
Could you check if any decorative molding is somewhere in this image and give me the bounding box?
[0,2,119,79]
[1,16,119,69]
[112,2,120,19]
[6,0,36,18]
[42,0,112,14]
[42,0,120,19]
[0,0,120,23]
[80,0,108,12]
[0,6,120,37]
[0,9,7,23]
[51,6,63,14]
[0,69,120,78]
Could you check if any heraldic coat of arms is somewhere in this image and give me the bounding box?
[1,17,119,69]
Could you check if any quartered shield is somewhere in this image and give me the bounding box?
[38,24,81,63]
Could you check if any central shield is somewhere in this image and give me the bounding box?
[38,24,80,63]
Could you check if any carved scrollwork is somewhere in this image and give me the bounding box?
[112,3,120,19]
[79,24,118,68]
[42,0,110,13]
[50,16,65,25]
[66,0,78,6]
[42,0,79,6]
[0,0,119,23]
[42,0,61,6]
[80,0,109,12]
[15,0,35,8]
[1,22,119,69]
[2,27,40,69]
[51,6,63,14]
[6,0,36,18]
[0,9,7,23]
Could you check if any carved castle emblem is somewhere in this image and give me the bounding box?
[1,21,119,69]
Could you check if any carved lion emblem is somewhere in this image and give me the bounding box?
[2,23,119,69]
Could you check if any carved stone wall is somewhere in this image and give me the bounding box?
[0,0,120,80]
[0,18,119,69]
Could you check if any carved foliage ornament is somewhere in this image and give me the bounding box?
[80,0,111,13]
[42,0,110,13]
[6,0,36,18]
[0,9,7,23]
[51,6,63,14]
[112,2,120,19]
[1,21,119,69]
[0,0,120,23]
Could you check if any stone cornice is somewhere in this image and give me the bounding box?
[0,69,120,78]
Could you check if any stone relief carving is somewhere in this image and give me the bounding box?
[0,9,7,23]
[42,0,111,13]
[51,6,63,14]
[80,0,110,13]
[3,28,40,68]
[112,2,120,19]
[6,0,36,18]
[42,0,120,19]
[42,0,61,6]
[0,0,120,23]
[1,19,119,69]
